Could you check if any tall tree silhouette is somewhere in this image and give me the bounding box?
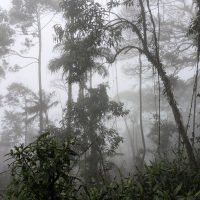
[0,8,14,79]
[25,90,58,128]
[5,83,37,143]
[9,0,59,132]
[49,0,109,132]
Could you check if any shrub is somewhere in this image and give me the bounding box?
[81,160,200,200]
[5,132,78,200]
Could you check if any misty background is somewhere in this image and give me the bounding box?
[0,0,199,197]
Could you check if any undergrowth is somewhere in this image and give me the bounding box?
[3,133,200,200]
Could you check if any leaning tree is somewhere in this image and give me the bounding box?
[105,0,197,168]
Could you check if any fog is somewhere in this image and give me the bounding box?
[0,0,199,198]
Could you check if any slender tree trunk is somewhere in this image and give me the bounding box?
[157,0,161,154]
[139,52,146,166]
[124,118,135,164]
[89,132,99,182]
[67,71,72,133]
[90,67,92,89]
[158,75,161,154]
[146,52,197,168]
[24,97,28,145]
[78,76,85,101]
[37,10,43,133]
[66,16,75,134]
[45,110,49,127]
[192,40,200,147]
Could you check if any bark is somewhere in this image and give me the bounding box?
[67,71,72,133]
[78,76,85,101]
[45,110,49,127]
[139,52,146,167]
[37,10,43,133]
[108,0,197,168]
[88,129,100,183]
[158,75,161,154]
[67,16,75,134]
[124,118,135,164]
[146,51,197,168]
[24,97,28,145]
[90,67,92,89]
[192,41,200,147]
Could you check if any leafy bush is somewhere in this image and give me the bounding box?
[5,132,78,200]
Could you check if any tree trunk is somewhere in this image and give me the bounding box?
[45,110,49,127]
[78,76,85,101]
[146,52,197,168]
[37,10,43,133]
[158,75,161,155]
[139,52,146,167]
[90,67,92,89]
[67,71,72,133]
[24,97,28,145]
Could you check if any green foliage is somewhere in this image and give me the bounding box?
[4,135,200,200]
[23,90,59,126]
[5,132,78,200]
[188,0,200,43]
[148,119,177,156]
[80,160,200,200]
[5,82,36,107]
[49,0,110,83]
[0,9,14,56]
[68,84,128,183]
[0,8,15,80]
[10,0,59,28]
[1,110,25,147]
[5,83,59,128]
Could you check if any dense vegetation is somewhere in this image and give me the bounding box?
[0,0,200,199]
[3,133,200,200]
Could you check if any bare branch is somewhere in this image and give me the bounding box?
[110,45,143,63]
[105,10,144,43]
[8,50,39,61]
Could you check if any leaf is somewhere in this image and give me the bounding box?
[174,183,182,195]
[195,190,200,197]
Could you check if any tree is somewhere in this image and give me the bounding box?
[9,0,59,132]
[106,0,197,168]
[69,84,127,183]
[138,52,146,167]
[5,83,58,142]
[5,83,40,144]
[25,90,59,128]
[50,0,109,134]
[188,0,200,148]
[1,110,24,149]
[148,120,177,158]
[0,8,15,79]
[49,0,128,182]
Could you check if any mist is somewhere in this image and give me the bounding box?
[0,0,199,199]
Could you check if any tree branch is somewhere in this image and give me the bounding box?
[105,11,144,44]
[110,45,143,63]
[8,50,39,61]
